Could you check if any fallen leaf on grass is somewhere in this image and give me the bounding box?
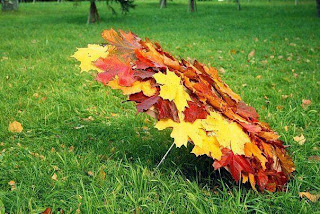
[8,180,16,191]
[41,208,52,214]
[301,99,312,109]
[299,192,320,202]
[308,156,320,161]
[293,134,306,145]
[8,121,23,133]
[96,167,106,184]
[51,173,58,181]
[248,49,255,58]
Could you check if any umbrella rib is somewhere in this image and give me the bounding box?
[156,142,175,169]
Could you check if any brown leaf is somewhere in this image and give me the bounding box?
[248,49,256,58]
[301,99,312,109]
[308,156,320,161]
[8,121,23,133]
[299,192,320,202]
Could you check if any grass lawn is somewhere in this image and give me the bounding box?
[0,0,319,213]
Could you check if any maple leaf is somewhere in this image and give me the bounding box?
[244,143,267,169]
[107,76,157,97]
[155,99,179,122]
[95,56,136,86]
[101,29,141,54]
[184,101,208,123]
[202,112,251,155]
[213,148,253,182]
[275,147,295,176]
[191,132,222,160]
[236,101,259,121]
[154,70,191,112]
[155,119,203,148]
[72,44,109,72]
[8,121,23,133]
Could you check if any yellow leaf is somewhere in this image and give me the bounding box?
[293,134,306,145]
[202,111,251,155]
[249,173,257,191]
[71,44,109,72]
[107,76,156,96]
[244,143,267,170]
[51,173,58,181]
[154,70,191,112]
[155,119,203,148]
[191,132,222,160]
[299,192,320,202]
[155,119,222,160]
[8,121,23,133]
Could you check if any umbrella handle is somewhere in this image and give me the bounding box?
[156,142,175,169]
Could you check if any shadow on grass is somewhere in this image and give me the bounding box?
[65,117,245,191]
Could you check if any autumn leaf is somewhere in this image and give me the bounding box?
[72,44,109,72]
[95,56,136,86]
[8,121,23,133]
[301,99,312,109]
[155,99,179,122]
[155,119,203,148]
[293,134,306,145]
[51,173,58,181]
[202,112,251,155]
[213,148,253,182]
[244,143,267,169]
[248,49,256,58]
[107,76,157,96]
[154,70,191,112]
[299,192,320,202]
[184,101,208,123]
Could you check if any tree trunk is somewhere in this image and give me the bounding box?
[87,0,100,24]
[189,0,196,12]
[236,0,241,10]
[317,0,320,17]
[160,0,167,8]
[1,0,19,11]
[33,0,35,4]
[295,0,298,5]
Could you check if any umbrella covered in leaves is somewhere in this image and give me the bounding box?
[72,29,295,192]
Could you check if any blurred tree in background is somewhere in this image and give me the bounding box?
[87,0,135,24]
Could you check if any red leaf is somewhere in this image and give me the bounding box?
[239,122,262,133]
[129,92,149,103]
[236,101,259,121]
[135,49,155,69]
[257,171,268,191]
[133,69,156,79]
[129,92,160,112]
[95,56,136,86]
[184,101,208,123]
[213,149,253,182]
[155,99,179,122]
[41,208,52,214]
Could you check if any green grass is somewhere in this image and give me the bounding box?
[0,0,319,213]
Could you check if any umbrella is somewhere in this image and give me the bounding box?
[72,29,295,192]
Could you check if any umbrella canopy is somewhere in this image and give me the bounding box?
[72,29,295,192]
